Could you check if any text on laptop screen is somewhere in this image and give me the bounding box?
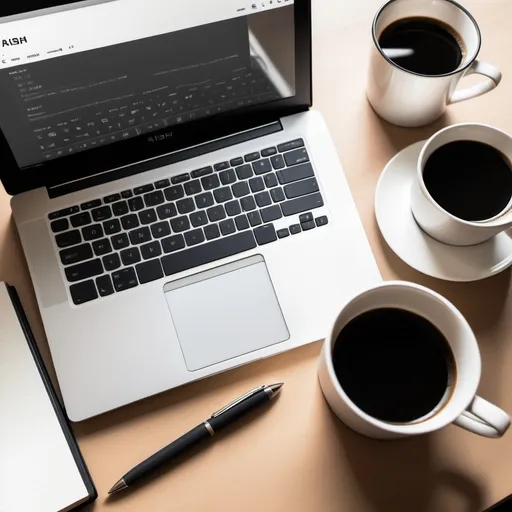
[0,0,295,170]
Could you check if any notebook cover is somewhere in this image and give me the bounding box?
[5,284,97,510]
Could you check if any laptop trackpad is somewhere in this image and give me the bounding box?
[163,255,289,371]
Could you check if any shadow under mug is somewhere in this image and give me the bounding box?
[367,0,502,127]
[411,123,512,246]
[318,281,511,440]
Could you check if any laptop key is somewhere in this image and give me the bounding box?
[154,179,170,189]
[139,208,157,225]
[171,173,190,184]
[161,234,185,253]
[103,218,121,235]
[103,252,121,271]
[49,205,80,220]
[277,163,314,185]
[264,173,278,188]
[204,224,221,240]
[80,199,102,210]
[134,184,154,195]
[195,192,214,209]
[252,159,272,175]
[103,193,121,204]
[185,228,205,246]
[156,203,178,220]
[225,200,241,217]
[70,280,98,305]
[284,177,319,199]
[112,267,139,292]
[202,174,221,191]
[177,198,195,215]
[121,190,133,199]
[254,224,277,245]
[299,213,314,223]
[244,152,259,162]
[128,196,144,211]
[112,201,129,217]
[191,166,213,178]
[164,185,184,201]
[281,193,324,216]
[185,179,202,196]
[151,221,171,238]
[290,224,301,235]
[70,212,92,228]
[161,231,257,277]
[65,258,103,282]
[284,147,309,166]
[249,177,264,193]
[248,211,262,227]
[277,139,304,153]
[214,162,229,172]
[207,205,226,222]
[92,206,112,222]
[144,190,165,207]
[261,146,277,157]
[129,227,152,245]
[220,169,236,185]
[51,218,69,233]
[96,275,114,297]
[214,186,233,203]
[121,214,140,230]
[241,196,256,211]
[92,238,113,256]
[270,154,285,170]
[277,228,290,238]
[111,233,129,250]
[235,214,250,231]
[316,215,329,227]
[302,220,316,231]
[60,243,93,265]
[190,211,208,227]
[255,191,271,208]
[232,181,250,198]
[170,216,190,233]
[261,205,282,223]
[220,219,236,236]
[270,188,285,203]
[230,157,244,167]
[136,259,164,284]
[141,241,162,260]
[121,247,141,265]
[82,224,104,241]
[235,164,253,180]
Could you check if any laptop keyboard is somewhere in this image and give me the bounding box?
[48,139,329,305]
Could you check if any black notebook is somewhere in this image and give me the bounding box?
[0,283,97,511]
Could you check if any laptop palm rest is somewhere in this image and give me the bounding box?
[163,255,289,371]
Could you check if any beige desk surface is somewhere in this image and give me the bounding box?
[1,0,512,510]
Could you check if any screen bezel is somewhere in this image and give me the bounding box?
[0,0,311,196]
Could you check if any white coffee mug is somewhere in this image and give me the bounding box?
[367,0,502,127]
[318,281,511,440]
[410,123,512,246]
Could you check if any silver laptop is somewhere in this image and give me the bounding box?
[1,0,381,420]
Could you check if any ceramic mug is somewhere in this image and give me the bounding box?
[367,0,502,127]
[318,281,511,440]
[410,123,512,246]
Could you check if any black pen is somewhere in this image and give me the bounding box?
[108,383,283,495]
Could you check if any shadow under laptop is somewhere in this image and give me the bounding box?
[325,406,485,512]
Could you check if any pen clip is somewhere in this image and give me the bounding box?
[211,386,266,418]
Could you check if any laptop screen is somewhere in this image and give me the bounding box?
[0,0,297,174]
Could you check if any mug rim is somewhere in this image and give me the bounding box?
[323,280,481,435]
[417,122,512,227]
[372,0,482,78]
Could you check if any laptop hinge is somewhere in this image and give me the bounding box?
[47,120,283,198]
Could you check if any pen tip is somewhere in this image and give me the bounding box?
[108,478,127,495]
[268,382,284,395]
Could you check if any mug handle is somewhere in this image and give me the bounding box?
[449,61,502,104]
[453,396,511,438]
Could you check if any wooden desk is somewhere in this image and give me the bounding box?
[1,0,512,510]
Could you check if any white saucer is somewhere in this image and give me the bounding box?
[375,141,512,282]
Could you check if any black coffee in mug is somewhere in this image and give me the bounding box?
[332,308,456,423]
[379,16,465,75]
[423,141,512,221]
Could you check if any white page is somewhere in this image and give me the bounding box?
[0,284,88,512]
